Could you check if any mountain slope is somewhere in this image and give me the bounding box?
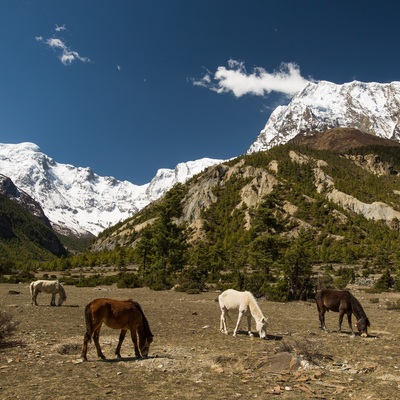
[0,192,68,265]
[289,127,400,153]
[0,143,223,237]
[92,134,400,275]
[248,80,400,153]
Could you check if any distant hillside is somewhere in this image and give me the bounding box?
[86,133,400,295]
[0,193,68,270]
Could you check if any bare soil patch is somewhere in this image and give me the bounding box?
[1,283,400,399]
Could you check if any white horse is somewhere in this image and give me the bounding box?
[219,289,268,339]
[30,280,67,306]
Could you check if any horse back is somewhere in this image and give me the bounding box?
[87,298,142,330]
[219,289,251,311]
[316,289,353,312]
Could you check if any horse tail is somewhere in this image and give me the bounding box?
[133,301,153,339]
[84,302,94,342]
[315,290,322,312]
[29,281,34,297]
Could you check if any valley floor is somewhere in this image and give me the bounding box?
[1,284,400,399]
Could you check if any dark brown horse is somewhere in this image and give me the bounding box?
[81,298,153,361]
[316,289,370,337]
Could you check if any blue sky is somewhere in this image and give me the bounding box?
[1,1,400,185]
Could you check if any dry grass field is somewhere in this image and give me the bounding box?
[1,283,400,399]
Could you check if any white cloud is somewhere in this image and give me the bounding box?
[192,59,312,98]
[35,28,91,66]
[55,24,67,32]
[46,38,66,50]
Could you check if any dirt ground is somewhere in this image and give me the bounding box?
[1,283,400,400]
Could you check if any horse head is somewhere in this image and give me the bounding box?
[355,317,370,337]
[138,334,153,358]
[256,317,268,339]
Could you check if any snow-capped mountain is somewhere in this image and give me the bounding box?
[4,81,400,238]
[0,143,223,236]
[248,80,400,153]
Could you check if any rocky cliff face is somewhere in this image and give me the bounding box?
[0,173,51,227]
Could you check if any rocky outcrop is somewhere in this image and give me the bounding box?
[288,150,400,227]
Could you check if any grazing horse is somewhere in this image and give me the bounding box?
[30,280,67,306]
[219,289,268,338]
[81,298,153,361]
[316,289,370,337]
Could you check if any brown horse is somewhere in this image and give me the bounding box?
[316,289,370,337]
[81,298,153,361]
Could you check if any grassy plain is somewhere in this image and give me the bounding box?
[1,283,400,399]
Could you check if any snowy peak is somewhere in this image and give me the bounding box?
[248,80,400,153]
[0,143,223,236]
[145,158,223,202]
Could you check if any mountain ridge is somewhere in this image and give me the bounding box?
[2,80,400,238]
[0,142,223,237]
[248,80,400,153]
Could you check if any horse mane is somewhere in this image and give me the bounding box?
[349,293,370,326]
[58,282,67,301]
[133,301,153,339]
[245,291,264,321]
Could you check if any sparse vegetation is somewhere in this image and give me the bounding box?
[386,299,400,310]
[276,338,326,364]
[0,308,19,342]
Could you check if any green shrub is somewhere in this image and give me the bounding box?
[374,269,394,292]
[334,267,355,289]
[0,309,19,342]
[116,273,141,288]
[265,278,289,302]
[175,267,206,293]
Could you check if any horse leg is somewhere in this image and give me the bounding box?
[115,329,127,358]
[130,329,141,358]
[32,290,39,306]
[233,310,245,337]
[318,308,327,331]
[81,331,91,361]
[246,314,253,337]
[93,328,106,359]
[220,309,228,335]
[338,310,345,332]
[347,313,354,335]
[50,292,56,306]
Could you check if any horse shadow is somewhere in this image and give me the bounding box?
[235,330,283,340]
[99,355,168,363]
[34,304,79,307]
[321,328,378,339]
